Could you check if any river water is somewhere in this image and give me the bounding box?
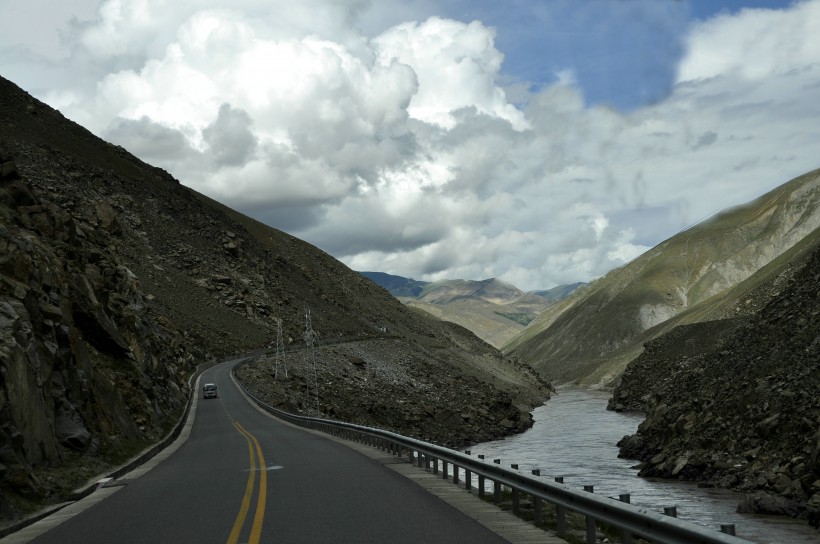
[469,388,818,544]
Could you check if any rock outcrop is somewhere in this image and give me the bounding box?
[0,148,200,518]
[612,232,820,526]
[238,331,550,448]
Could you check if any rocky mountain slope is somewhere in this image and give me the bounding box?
[504,169,820,386]
[359,271,429,298]
[613,228,820,527]
[0,75,549,524]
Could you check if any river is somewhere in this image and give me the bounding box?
[469,388,818,544]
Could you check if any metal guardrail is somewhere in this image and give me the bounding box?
[233,362,753,544]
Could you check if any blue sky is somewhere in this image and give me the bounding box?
[362,0,800,111]
[1,0,817,289]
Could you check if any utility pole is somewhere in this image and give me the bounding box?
[304,309,320,415]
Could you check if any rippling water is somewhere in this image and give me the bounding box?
[469,388,818,544]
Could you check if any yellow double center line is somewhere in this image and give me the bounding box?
[227,421,267,544]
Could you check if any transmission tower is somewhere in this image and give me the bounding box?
[274,318,287,379]
[303,309,320,415]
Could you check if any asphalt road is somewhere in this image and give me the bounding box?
[17,360,510,544]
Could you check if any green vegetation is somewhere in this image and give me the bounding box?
[494,311,534,326]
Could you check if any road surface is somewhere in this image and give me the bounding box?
[11,359,510,544]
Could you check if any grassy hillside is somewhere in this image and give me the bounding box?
[504,169,820,386]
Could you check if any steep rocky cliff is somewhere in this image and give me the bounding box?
[0,148,200,520]
[613,230,820,526]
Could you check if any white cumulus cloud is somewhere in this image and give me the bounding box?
[2,0,819,291]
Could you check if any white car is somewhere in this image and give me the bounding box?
[203,383,218,399]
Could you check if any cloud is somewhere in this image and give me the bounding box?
[105,117,196,161]
[203,104,257,166]
[5,0,820,291]
[692,130,718,150]
[373,17,528,130]
[677,0,820,83]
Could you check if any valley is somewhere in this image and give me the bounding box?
[1,58,818,535]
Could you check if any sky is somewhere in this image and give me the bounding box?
[1,0,818,290]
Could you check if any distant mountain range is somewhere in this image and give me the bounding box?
[359,273,584,348]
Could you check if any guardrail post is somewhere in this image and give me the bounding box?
[442,460,449,480]
[510,464,520,512]
[464,452,472,490]
[493,459,502,504]
[555,477,566,534]
[512,488,520,515]
[417,452,423,468]
[664,506,678,518]
[583,485,596,544]
[433,458,439,474]
[720,524,736,536]
[619,494,633,544]
[453,464,459,484]
[478,475,485,497]
[531,470,543,525]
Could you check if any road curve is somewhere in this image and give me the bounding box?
[13,359,510,544]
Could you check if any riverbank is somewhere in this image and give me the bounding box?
[612,239,820,528]
[469,388,819,544]
[235,337,552,448]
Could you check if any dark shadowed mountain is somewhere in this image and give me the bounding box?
[0,75,549,524]
[359,271,430,298]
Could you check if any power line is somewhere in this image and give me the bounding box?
[303,309,320,416]
[274,317,287,379]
